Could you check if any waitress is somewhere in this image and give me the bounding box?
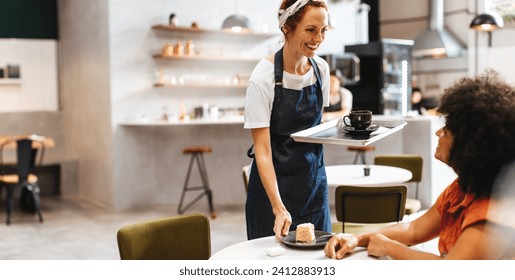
[244,0,331,240]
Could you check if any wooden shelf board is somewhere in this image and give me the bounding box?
[152,54,260,62]
[0,79,22,85]
[152,24,279,39]
[154,83,247,89]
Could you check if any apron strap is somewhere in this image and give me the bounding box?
[247,145,255,158]
[274,47,284,95]
[247,51,322,160]
[308,57,323,92]
[248,48,285,159]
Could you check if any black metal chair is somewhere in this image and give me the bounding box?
[0,136,46,225]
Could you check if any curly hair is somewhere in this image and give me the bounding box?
[279,0,328,38]
[438,69,515,197]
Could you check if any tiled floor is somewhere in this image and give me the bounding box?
[0,196,248,259]
[0,196,437,260]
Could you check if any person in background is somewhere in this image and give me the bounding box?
[410,86,424,113]
[323,69,353,121]
[324,69,515,259]
[243,0,332,240]
[411,86,439,115]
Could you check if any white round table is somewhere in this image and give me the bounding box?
[325,164,412,187]
[209,236,375,260]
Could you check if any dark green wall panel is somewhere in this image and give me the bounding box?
[0,0,58,39]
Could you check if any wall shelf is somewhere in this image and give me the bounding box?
[0,78,22,85]
[152,54,260,63]
[152,24,279,39]
[154,83,247,89]
[119,116,244,126]
[150,23,274,94]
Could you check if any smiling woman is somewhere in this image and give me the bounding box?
[243,0,332,240]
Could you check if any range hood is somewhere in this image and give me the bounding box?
[413,0,466,58]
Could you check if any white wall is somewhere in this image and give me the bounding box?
[482,44,515,85]
[320,0,361,54]
[0,39,58,112]
[469,0,515,84]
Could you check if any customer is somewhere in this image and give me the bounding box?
[323,69,353,121]
[244,0,331,240]
[324,69,515,259]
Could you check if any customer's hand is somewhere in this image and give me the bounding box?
[366,233,391,258]
[324,233,359,259]
[273,209,292,240]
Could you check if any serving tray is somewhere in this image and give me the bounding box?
[290,118,407,146]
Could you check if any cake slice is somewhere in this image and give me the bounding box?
[295,223,315,243]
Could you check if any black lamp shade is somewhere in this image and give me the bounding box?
[222,14,251,32]
[470,13,504,31]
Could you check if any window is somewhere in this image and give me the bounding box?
[488,0,515,25]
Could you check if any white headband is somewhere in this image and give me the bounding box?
[278,0,327,29]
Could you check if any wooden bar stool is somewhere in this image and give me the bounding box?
[178,146,216,219]
[347,145,375,164]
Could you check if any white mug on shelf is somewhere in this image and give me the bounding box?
[209,106,219,120]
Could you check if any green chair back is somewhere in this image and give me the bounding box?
[117,213,211,260]
[335,185,407,232]
[374,155,423,184]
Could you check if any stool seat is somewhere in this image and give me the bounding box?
[183,146,212,154]
[347,146,376,152]
[347,145,376,164]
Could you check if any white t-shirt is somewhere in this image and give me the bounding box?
[244,56,330,129]
[341,87,353,111]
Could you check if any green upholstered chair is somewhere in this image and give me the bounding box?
[374,154,423,215]
[116,213,211,260]
[333,185,407,233]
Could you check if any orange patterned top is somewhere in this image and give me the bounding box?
[435,178,490,256]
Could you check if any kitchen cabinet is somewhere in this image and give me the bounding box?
[151,24,278,90]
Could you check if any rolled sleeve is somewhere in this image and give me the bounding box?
[244,81,272,129]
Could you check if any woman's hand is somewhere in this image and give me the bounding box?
[366,233,392,258]
[324,233,359,259]
[273,208,292,240]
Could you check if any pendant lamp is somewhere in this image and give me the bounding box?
[470,13,504,32]
[469,12,504,47]
[221,0,251,33]
[222,14,251,33]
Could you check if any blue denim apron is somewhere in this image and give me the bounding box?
[245,48,331,240]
